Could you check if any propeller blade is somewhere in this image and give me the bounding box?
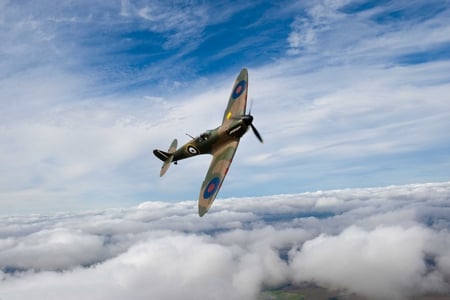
[248,98,253,115]
[250,123,263,143]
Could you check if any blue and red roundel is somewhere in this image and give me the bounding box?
[203,176,220,199]
[232,80,246,99]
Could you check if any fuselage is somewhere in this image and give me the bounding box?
[171,118,250,163]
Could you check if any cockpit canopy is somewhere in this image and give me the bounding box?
[198,130,212,142]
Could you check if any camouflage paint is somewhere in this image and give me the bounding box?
[154,68,250,216]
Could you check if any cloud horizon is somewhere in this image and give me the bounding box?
[1,181,449,300]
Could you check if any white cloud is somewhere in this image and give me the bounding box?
[287,17,317,55]
[290,225,449,299]
[132,1,243,50]
[286,0,351,55]
[0,228,106,270]
[1,182,449,299]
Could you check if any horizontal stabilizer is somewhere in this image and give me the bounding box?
[153,139,177,177]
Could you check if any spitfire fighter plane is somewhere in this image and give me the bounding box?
[153,68,263,217]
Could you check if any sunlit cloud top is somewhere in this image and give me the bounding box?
[1,182,449,299]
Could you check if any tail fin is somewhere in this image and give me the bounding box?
[153,149,171,162]
[153,139,177,177]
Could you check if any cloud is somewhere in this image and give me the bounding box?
[1,182,449,299]
[0,228,106,270]
[286,0,450,63]
[290,225,448,299]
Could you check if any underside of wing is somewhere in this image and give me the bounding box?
[221,68,248,129]
[198,141,239,217]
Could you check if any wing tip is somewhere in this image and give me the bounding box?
[198,206,208,217]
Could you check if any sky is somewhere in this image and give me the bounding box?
[1,1,450,298]
[1,0,450,212]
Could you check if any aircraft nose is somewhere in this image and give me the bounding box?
[242,115,253,125]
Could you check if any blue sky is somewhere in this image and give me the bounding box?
[1,0,450,213]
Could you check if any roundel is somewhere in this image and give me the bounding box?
[203,176,220,199]
[187,145,199,155]
[232,80,246,99]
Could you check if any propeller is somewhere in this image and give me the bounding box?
[237,100,263,143]
[251,123,263,143]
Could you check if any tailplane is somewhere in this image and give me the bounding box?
[153,139,177,177]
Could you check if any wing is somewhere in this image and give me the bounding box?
[221,68,248,129]
[198,140,239,217]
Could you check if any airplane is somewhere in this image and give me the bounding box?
[153,68,263,217]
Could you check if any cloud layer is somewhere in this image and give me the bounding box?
[1,182,449,299]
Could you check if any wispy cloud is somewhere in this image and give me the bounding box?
[0,0,449,210]
[286,0,450,63]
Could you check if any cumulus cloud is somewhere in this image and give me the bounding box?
[0,228,106,270]
[290,226,448,299]
[0,182,449,299]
